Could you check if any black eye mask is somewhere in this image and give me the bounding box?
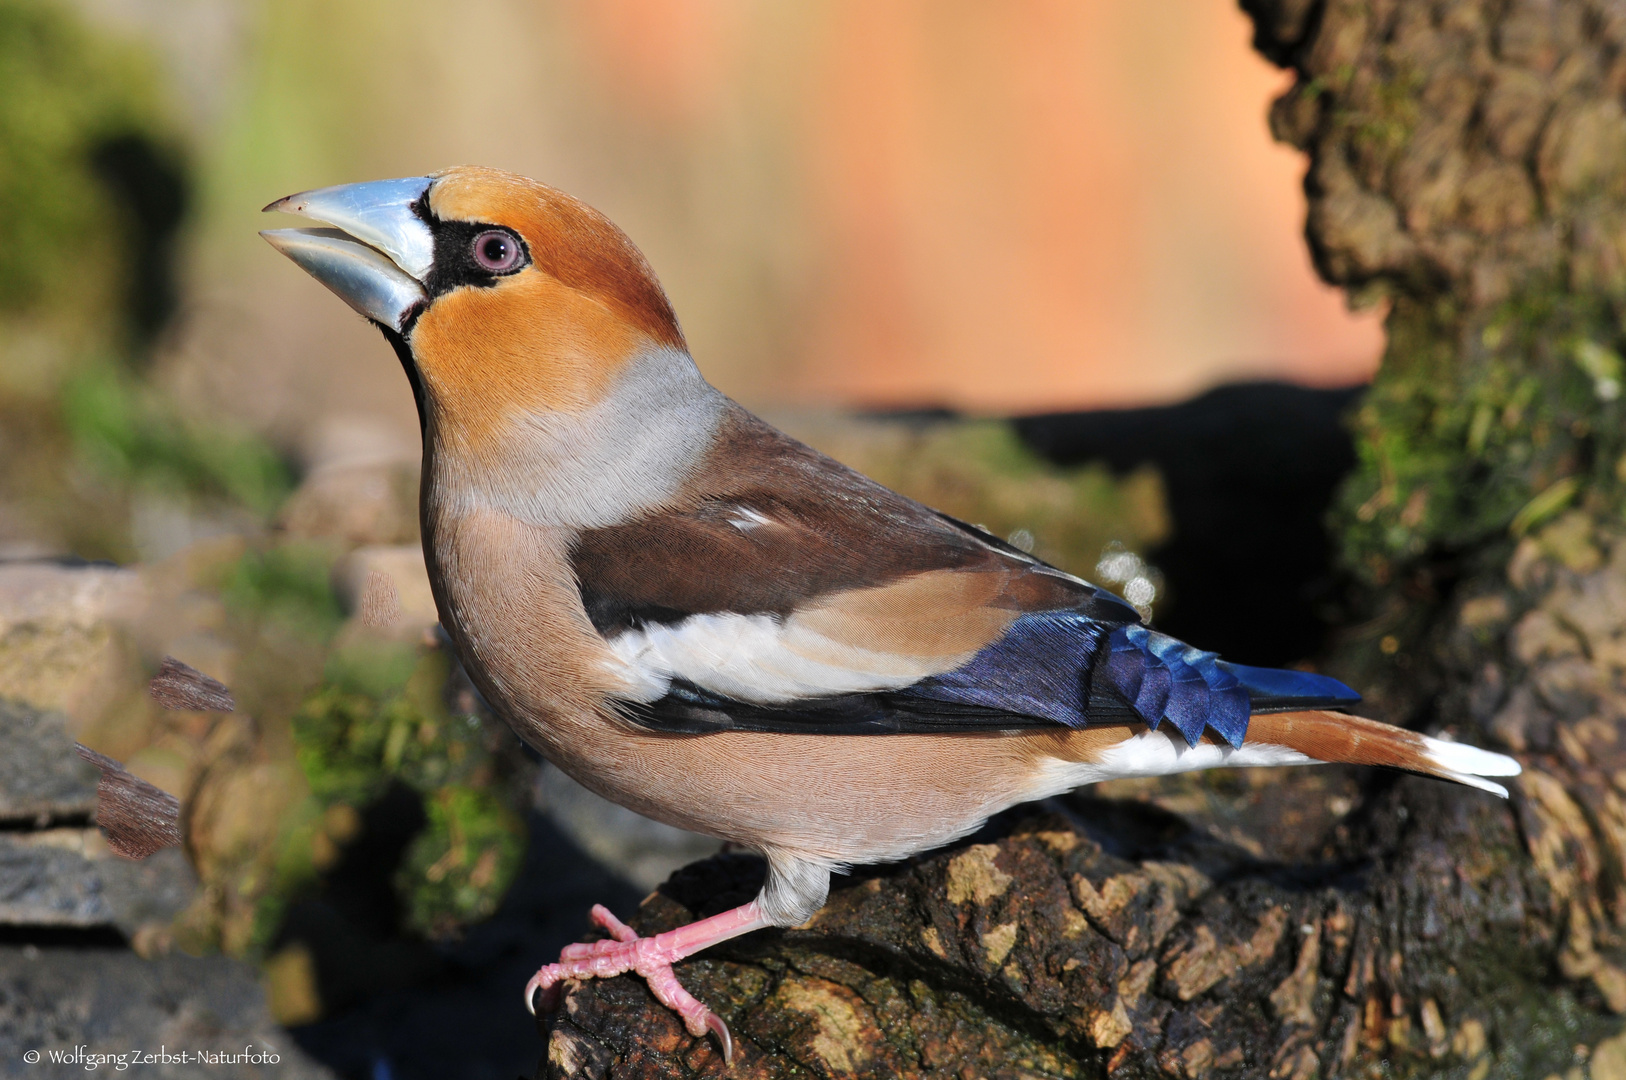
[412,195,531,298]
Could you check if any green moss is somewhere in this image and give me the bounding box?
[295,652,482,802]
[1355,973,1613,1079]
[1337,288,1626,584]
[1338,65,1424,172]
[397,785,524,936]
[284,650,524,939]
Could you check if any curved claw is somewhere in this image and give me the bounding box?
[523,972,560,1016]
[524,901,766,1060]
[705,1011,734,1064]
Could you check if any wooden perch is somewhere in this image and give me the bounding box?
[73,743,182,860]
[148,655,235,712]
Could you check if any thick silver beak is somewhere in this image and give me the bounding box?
[261,228,426,331]
[260,176,435,331]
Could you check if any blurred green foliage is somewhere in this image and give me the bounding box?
[221,541,345,643]
[0,0,162,314]
[297,650,486,803]
[0,0,295,561]
[63,361,295,514]
[859,420,1168,574]
[398,784,523,936]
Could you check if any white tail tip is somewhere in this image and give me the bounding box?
[1422,734,1521,798]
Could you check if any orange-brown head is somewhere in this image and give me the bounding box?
[262,168,724,527]
[263,167,686,443]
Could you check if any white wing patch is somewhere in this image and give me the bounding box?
[607,610,978,705]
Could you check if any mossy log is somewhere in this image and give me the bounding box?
[539,2,1626,1076]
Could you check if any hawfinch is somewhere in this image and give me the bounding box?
[263,167,1519,1061]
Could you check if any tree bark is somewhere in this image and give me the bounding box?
[539,3,1626,1076]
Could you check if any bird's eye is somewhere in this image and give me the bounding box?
[471,229,522,273]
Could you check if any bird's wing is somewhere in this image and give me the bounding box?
[574,408,1354,745]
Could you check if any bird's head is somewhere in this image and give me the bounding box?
[261,166,687,448]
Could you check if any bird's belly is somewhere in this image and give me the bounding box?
[528,724,1077,865]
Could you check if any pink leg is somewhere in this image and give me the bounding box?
[525,899,770,1063]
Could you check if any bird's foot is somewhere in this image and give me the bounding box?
[526,903,739,1063]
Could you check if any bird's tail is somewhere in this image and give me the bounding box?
[1244,709,1521,798]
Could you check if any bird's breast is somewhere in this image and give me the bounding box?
[420,504,635,750]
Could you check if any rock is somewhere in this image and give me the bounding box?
[0,831,119,928]
[1458,593,1511,632]
[1538,99,1626,206]
[0,502,56,563]
[278,456,419,547]
[278,461,419,547]
[1511,609,1583,665]
[0,700,99,825]
[1490,684,1555,753]
[1593,1030,1626,1080]
[0,831,193,937]
[0,945,337,1078]
[1534,656,1605,720]
[0,562,143,723]
[0,698,193,939]
[278,414,420,548]
[1536,512,1605,574]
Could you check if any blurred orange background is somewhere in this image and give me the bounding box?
[68,0,1382,449]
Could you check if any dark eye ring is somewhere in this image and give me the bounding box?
[471,229,523,273]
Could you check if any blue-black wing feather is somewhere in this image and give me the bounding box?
[625,611,1360,746]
